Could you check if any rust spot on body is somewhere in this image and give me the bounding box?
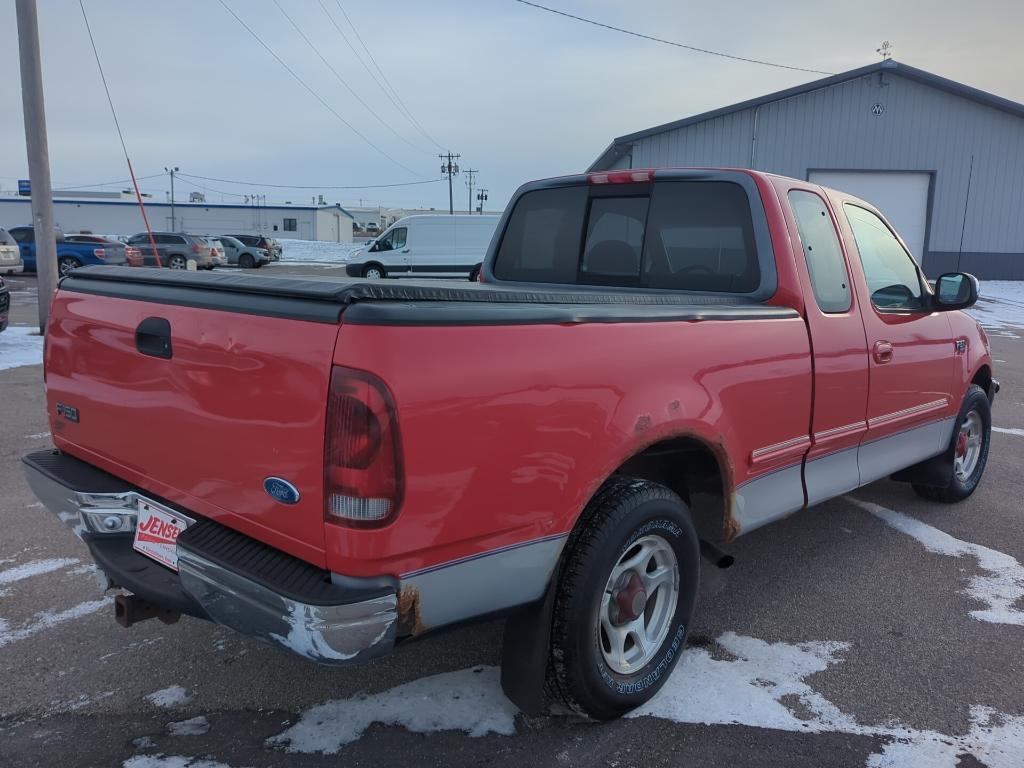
[634,415,652,433]
[397,585,426,636]
[668,400,681,413]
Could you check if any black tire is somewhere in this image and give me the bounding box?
[913,384,991,503]
[167,254,187,270]
[548,476,700,719]
[362,263,386,279]
[239,253,255,269]
[58,256,81,276]
[468,264,481,282]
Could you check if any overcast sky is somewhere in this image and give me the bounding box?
[1,0,1022,211]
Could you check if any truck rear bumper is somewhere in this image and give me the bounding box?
[22,450,398,665]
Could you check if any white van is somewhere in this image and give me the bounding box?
[345,214,500,280]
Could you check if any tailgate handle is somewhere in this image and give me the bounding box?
[136,317,172,359]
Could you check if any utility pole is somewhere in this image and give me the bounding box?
[464,168,477,215]
[165,166,178,230]
[439,152,460,215]
[476,188,489,214]
[16,0,57,332]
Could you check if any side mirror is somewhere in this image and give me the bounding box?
[933,272,979,311]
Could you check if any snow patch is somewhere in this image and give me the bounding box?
[851,498,1024,625]
[0,558,79,585]
[268,635,1024,765]
[24,431,50,439]
[969,281,1024,337]
[275,239,361,266]
[267,665,517,753]
[0,327,45,371]
[123,756,235,768]
[166,716,210,737]
[993,426,1024,437]
[132,736,156,749]
[146,686,191,708]
[0,598,109,648]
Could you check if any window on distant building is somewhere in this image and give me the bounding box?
[283,218,297,232]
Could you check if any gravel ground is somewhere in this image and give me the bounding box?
[1,271,1022,768]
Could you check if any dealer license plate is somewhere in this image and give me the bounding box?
[132,499,194,572]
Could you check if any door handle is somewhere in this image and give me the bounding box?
[873,341,894,364]
[136,317,172,359]
[401,248,410,253]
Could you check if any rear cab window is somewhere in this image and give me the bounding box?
[789,191,851,313]
[492,174,775,298]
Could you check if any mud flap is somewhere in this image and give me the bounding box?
[500,582,557,716]
[891,445,955,488]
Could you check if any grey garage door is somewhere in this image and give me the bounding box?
[809,171,931,264]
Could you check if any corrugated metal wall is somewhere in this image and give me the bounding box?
[618,72,1024,276]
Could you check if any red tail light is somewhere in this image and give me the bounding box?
[93,248,106,258]
[324,366,402,528]
[191,243,200,253]
[588,169,655,184]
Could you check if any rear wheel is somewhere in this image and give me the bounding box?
[913,384,991,502]
[239,253,255,269]
[548,476,699,719]
[362,263,385,279]
[167,255,187,270]
[58,256,81,276]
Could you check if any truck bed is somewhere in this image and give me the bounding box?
[61,265,798,325]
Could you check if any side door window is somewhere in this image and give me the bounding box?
[11,228,33,244]
[391,227,407,250]
[789,191,851,313]
[843,204,924,311]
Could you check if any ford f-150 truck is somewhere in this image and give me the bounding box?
[9,225,129,275]
[23,169,997,719]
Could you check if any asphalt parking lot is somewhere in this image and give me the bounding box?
[1,270,1023,768]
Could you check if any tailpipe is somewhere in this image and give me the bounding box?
[114,593,180,627]
[699,539,735,569]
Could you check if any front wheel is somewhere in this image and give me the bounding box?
[913,384,991,502]
[362,263,385,279]
[239,253,255,269]
[58,256,81,276]
[167,255,187,270]
[548,476,700,719]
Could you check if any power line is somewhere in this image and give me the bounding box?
[55,172,165,190]
[271,0,430,156]
[176,171,444,190]
[330,0,446,150]
[216,0,425,178]
[513,0,835,75]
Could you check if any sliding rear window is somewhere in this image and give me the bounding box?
[493,179,767,295]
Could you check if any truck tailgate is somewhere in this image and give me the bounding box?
[45,281,341,566]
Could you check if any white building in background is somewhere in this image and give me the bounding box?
[346,205,502,232]
[0,195,355,243]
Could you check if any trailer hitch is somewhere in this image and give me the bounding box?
[114,593,181,627]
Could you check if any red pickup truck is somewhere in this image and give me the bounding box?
[24,169,997,719]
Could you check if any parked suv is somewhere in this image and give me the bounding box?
[215,236,270,269]
[0,228,23,275]
[125,232,218,270]
[64,234,137,267]
[225,234,281,261]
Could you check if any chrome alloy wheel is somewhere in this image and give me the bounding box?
[599,534,679,674]
[954,410,984,482]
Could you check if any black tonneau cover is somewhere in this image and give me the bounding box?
[60,265,798,325]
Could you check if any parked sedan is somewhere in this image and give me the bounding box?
[215,236,270,269]
[125,232,218,269]
[225,234,281,261]
[0,228,23,275]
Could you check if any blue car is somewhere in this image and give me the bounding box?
[8,226,128,275]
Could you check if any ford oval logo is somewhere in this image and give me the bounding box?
[264,477,301,505]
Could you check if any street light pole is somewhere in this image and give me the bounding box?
[15,0,58,332]
[165,166,178,230]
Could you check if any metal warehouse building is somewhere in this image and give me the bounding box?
[591,60,1024,279]
[0,196,355,243]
